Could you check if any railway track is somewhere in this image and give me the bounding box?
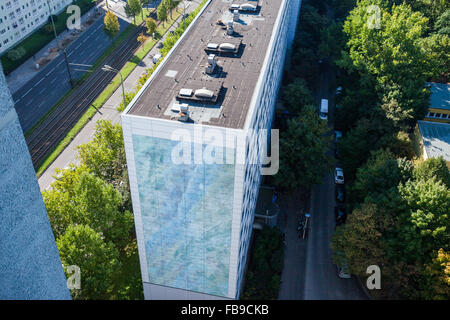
[26,23,146,168]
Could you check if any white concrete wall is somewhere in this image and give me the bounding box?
[234,0,297,298]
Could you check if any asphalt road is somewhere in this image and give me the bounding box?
[301,60,367,300]
[279,56,368,300]
[12,13,130,133]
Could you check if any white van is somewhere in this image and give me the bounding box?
[320,99,328,120]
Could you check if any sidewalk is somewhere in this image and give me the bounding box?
[6,0,130,93]
[38,0,201,190]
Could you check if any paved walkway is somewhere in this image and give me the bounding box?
[38,0,201,190]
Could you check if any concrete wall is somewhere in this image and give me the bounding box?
[0,64,70,299]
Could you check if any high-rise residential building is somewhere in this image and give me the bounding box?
[122,0,301,299]
[0,0,73,55]
[0,63,70,299]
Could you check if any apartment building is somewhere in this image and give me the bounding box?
[121,0,301,299]
[424,82,450,124]
[0,0,73,54]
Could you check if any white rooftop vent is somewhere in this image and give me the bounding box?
[207,43,219,50]
[240,3,257,11]
[195,88,214,99]
[219,43,236,51]
[233,9,239,22]
[180,104,189,113]
[179,88,193,96]
[171,103,188,113]
[208,54,216,64]
[230,4,240,10]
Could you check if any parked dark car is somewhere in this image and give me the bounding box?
[335,206,347,225]
[335,184,345,203]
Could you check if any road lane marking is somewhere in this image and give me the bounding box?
[46,67,56,76]
[34,78,44,87]
[21,88,33,98]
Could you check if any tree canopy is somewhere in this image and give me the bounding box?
[274,105,333,191]
[103,11,120,38]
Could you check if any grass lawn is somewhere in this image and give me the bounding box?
[1,0,95,75]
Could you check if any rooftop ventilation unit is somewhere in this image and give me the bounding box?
[219,43,236,52]
[226,21,234,35]
[233,9,239,22]
[207,43,219,50]
[195,88,214,99]
[230,4,240,11]
[206,54,217,74]
[171,103,189,113]
[240,3,257,11]
[179,88,193,97]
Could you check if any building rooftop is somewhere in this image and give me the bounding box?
[418,120,450,162]
[126,0,283,129]
[427,82,450,111]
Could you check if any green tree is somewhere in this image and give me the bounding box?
[125,0,142,24]
[331,202,392,280]
[341,1,431,125]
[145,17,157,37]
[43,166,134,248]
[435,9,450,35]
[281,78,314,114]
[157,1,168,26]
[414,156,450,188]
[421,248,450,299]
[397,178,450,263]
[274,105,333,191]
[164,0,180,19]
[318,22,346,64]
[337,117,396,182]
[77,120,126,186]
[57,224,120,300]
[103,11,120,38]
[350,149,413,205]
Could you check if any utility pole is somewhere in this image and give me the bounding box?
[102,65,126,110]
[46,0,74,88]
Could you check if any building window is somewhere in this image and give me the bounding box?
[428,112,435,117]
[435,113,442,118]
[442,114,448,119]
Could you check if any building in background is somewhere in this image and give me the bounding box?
[0,0,73,55]
[417,120,450,167]
[0,63,70,299]
[122,0,301,299]
[424,82,450,123]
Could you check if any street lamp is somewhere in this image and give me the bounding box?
[102,65,126,110]
[46,0,74,88]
